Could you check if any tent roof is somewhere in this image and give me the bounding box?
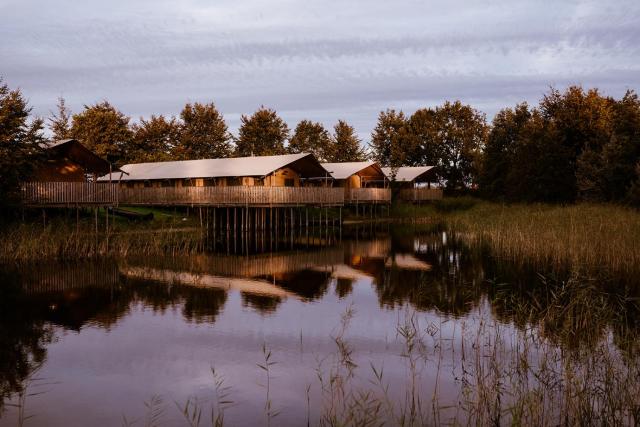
[99,153,327,181]
[321,161,384,180]
[381,166,435,182]
[43,139,114,175]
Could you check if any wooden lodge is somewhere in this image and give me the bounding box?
[102,152,342,207]
[381,166,443,201]
[321,161,391,204]
[21,140,440,210]
[22,139,119,206]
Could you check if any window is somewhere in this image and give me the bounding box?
[203,178,216,187]
[126,181,135,189]
[227,177,242,186]
[161,180,173,188]
[254,177,264,186]
[284,178,295,187]
[183,178,194,187]
[143,181,152,188]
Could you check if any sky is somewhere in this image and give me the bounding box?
[1,0,639,142]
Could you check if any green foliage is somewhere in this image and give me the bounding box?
[374,102,487,190]
[175,102,232,160]
[47,96,71,141]
[70,101,132,164]
[288,119,332,161]
[0,79,45,208]
[126,115,180,163]
[329,120,367,162]
[479,86,640,203]
[369,109,411,167]
[235,107,289,157]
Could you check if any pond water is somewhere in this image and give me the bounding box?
[1,225,638,426]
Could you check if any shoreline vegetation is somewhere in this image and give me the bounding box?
[0,199,638,279]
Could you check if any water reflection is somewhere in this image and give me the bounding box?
[1,225,639,425]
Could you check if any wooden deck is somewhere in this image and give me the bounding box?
[399,188,443,202]
[21,182,345,207]
[22,182,119,206]
[345,188,391,204]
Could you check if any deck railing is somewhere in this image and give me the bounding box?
[345,188,391,204]
[21,182,119,206]
[399,188,443,202]
[118,186,344,206]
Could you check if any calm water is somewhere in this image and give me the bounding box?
[1,225,638,426]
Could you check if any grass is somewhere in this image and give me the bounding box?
[392,198,640,280]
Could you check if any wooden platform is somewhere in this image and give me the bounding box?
[345,188,391,204]
[21,182,345,207]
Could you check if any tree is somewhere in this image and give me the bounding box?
[235,107,289,157]
[48,96,71,141]
[173,102,232,160]
[370,109,411,167]
[540,86,613,201]
[478,103,532,199]
[70,101,132,163]
[0,79,45,207]
[406,108,440,168]
[126,115,181,163]
[328,120,367,162]
[288,120,332,161]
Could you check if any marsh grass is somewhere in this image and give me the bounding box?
[0,219,205,262]
[443,202,640,280]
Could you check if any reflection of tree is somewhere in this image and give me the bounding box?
[335,279,354,299]
[0,275,53,414]
[269,270,331,301]
[181,287,227,323]
[241,293,282,315]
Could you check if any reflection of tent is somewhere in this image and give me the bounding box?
[385,254,432,271]
[124,267,298,299]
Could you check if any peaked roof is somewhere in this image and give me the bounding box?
[99,153,325,181]
[43,139,114,175]
[381,166,435,182]
[321,161,384,180]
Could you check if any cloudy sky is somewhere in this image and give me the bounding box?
[1,0,639,141]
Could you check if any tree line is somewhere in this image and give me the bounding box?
[2,77,639,206]
[47,98,366,164]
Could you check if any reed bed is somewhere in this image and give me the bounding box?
[429,200,640,280]
[0,221,206,262]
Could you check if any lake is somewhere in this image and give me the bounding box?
[1,224,638,426]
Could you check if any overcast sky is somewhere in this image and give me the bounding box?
[1,0,639,142]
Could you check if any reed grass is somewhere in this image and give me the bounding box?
[439,201,640,279]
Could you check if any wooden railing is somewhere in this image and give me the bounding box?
[345,188,391,204]
[21,182,119,206]
[118,186,344,206]
[399,188,443,201]
[22,182,411,207]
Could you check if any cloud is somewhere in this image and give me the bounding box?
[1,0,639,141]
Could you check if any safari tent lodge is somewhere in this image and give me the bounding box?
[321,161,391,204]
[381,166,443,201]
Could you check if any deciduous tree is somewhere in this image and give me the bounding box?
[127,115,180,163]
[288,120,332,161]
[70,101,132,164]
[174,102,232,160]
[235,107,289,157]
[370,109,411,167]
